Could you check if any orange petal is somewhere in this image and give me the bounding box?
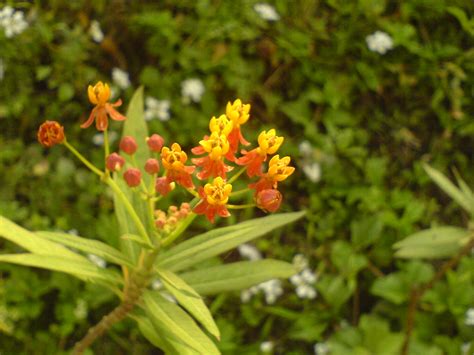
[80,107,97,129]
[106,104,127,121]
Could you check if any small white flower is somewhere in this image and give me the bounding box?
[260,341,274,353]
[314,342,330,355]
[296,284,317,299]
[461,343,471,355]
[292,254,309,270]
[151,279,163,290]
[181,78,205,104]
[299,141,313,157]
[366,31,394,55]
[238,243,262,261]
[0,6,28,38]
[145,97,171,121]
[301,268,317,284]
[89,20,104,43]
[92,131,118,146]
[302,162,321,183]
[87,254,106,268]
[73,299,88,320]
[465,308,474,326]
[254,3,280,21]
[112,67,131,90]
[259,279,283,304]
[68,229,79,235]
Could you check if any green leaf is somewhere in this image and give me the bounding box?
[36,231,134,268]
[0,254,121,286]
[0,216,85,262]
[156,268,220,340]
[370,274,407,304]
[142,291,220,354]
[179,260,297,295]
[393,226,468,259]
[330,241,368,278]
[135,316,175,353]
[114,86,151,262]
[423,164,474,215]
[157,211,305,272]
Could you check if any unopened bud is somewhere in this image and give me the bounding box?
[168,216,178,225]
[119,136,138,155]
[146,134,165,152]
[123,168,142,187]
[144,158,160,174]
[169,206,178,213]
[179,209,189,218]
[106,153,125,171]
[256,189,282,213]
[180,202,190,211]
[155,177,173,196]
[155,218,166,229]
[37,121,65,147]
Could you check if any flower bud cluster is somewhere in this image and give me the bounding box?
[154,203,191,232]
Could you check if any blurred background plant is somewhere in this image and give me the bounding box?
[1,0,474,354]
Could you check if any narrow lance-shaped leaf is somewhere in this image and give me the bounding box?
[423,163,474,216]
[114,87,151,262]
[157,211,305,272]
[142,291,220,355]
[179,259,298,295]
[156,268,220,339]
[393,226,468,259]
[36,231,134,268]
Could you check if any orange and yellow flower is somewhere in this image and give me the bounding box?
[161,143,195,188]
[225,99,251,158]
[37,121,65,147]
[192,132,233,179]
[236,129,284,177]
[250,155,295,193]
[193,177,232,222]
[81,81,127,131]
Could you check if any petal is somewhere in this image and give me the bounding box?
[106,105,127,121]
[95,109,108,131]
[80,107,97,129]
[111,98,123,107]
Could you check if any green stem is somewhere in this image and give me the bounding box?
[106,178,152,247]
[228,166,247,184]
[230,188,251,197]
[104,129,110,172]
[226,203,255,209]
[64,141,104,177]
[186,187,200,198]
[161,212,197,247]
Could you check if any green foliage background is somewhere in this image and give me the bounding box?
[1,0,473,353]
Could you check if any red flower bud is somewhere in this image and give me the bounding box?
[155,218,166,229]
[256,189,282,213]
[146,134,165,152]
[37,121,65,147]
[144,158,160,174]
[106,153,125,171]
[119,136,138,155]
[123,168,141,187]
[155,176,173,196]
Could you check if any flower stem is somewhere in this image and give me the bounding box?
[186,187,200,198]
[161,212,197,247]
[228,166,247,184]
[226,203,255,209]
[104,128,110,172]
[230,188,251,197]
[64,141,104,177]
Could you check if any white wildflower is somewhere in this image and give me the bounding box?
[302,162,321,183]
[151,279,163,290]
[301,268,317,284]
[68,229,79,236]
[299,140,313,157]
[254,3,280,21]
[314,342,330,355]
[366,31,394,55]
[0,6,28,38]
[461,343,471,355]
[145,97,171,121]
[292,254,309,270]
[238,243,262,261]
[73,299,88,320]
[112,67,131,90]
[181,78,205,104]
[291,257,318,300]
[87,254,106,269]
[296,284,317,299]
[260,341,274,353]
[259,279,283,304]
[465,308,474,326]
[92,131,118,146]
[89,20,104,43]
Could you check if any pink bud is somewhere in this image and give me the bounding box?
[119,136,138,155]
[155,177,173,196]
[146,134,165,152]
[144,158,160,175]
[155,218,166,229]
[123,168,142,187]
[255,189,282,213]
[106,153,125,171]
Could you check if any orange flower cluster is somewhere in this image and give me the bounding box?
[37,83,294,225]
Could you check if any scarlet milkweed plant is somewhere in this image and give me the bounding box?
[0,84,304,354]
